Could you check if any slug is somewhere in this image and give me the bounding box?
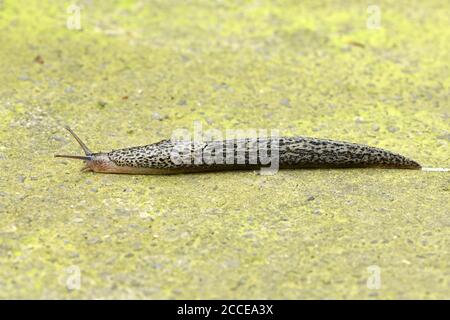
[55,126,421,174]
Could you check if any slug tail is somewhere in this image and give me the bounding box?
[368,147,421,170]
[283,138,421,170]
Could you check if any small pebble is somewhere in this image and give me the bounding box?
[280,98,291,107]
[34,55,44,64]
[97,100,107,108]
[388,126,399,133]
[205,117,213,125]
[354,116,364,124]
[50,135,68,143]
[437,133,450,141]
[64,86,75,93]
[115,208,132,216]
[18,74,30,81]
[87,237,102,245]
[151,112,167,121]
[69,252,80,258]
[213,82,229,90]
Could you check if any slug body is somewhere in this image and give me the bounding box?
[55,127,421,174]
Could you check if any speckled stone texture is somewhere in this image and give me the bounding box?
[0,0,448,299]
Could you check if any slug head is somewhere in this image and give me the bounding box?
[55,126,119,173]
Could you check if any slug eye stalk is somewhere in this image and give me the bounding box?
[54,126,93,161]
[54,154,93,161]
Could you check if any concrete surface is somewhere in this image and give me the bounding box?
[0,0,448,299]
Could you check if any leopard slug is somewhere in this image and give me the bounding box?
[55,126,421,174]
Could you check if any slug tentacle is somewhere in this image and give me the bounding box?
[55,127,421,174]
[55,126,93,161]
[55,127,118,173]
[63,125,92,155]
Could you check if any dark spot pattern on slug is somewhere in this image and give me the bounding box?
[106,137,421,170]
